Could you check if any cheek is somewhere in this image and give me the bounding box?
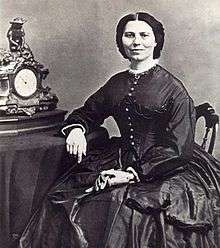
[122,37,132,48]
[143,38,157,47]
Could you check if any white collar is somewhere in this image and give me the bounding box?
[129,59,158,74]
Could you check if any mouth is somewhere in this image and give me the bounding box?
[131,49,144,51]
[130,49,145,54]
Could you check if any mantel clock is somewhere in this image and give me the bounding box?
[0,17,58,116]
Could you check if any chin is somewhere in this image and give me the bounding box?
[130,56,147,62]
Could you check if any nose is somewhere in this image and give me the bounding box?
[133,35,141,46]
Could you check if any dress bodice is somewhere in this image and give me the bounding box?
[112,67,174,155]
[104,66,194,157]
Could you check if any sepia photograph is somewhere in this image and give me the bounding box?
[0,0,220,247]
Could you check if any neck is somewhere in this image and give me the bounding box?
[129,58,158,72]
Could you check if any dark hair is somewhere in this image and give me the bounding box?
[116,12,165,59]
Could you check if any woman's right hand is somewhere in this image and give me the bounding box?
[66,128,87,163]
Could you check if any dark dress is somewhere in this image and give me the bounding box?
[19,65,220,248]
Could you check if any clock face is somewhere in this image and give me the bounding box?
[14,68,38,98]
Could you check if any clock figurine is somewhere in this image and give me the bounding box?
[0,17,58,116]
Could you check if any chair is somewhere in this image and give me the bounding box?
[195,102,219,154]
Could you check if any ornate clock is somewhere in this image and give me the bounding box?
[0,17,66,136]
[0,17,58,116]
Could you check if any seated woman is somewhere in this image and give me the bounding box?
[19,12,220,248]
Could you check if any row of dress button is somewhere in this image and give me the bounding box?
[126,75,140,146]
[125,107,135,145]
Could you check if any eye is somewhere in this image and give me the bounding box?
[124,32,135,38]
[140,33,150,38]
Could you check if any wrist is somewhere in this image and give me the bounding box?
[61,124,86,136]
[70,127,84,134]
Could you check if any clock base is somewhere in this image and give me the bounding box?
[0,109,67,136]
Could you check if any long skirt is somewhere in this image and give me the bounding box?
[19,142,220,248]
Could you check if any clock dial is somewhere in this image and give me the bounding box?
[14,68,38,98]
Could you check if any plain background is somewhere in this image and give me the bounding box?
[0,0,220,158]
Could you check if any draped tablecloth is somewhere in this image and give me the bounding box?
[0,131,68,248]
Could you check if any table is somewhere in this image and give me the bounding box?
[0,130,69,248]
[0,109,71,247]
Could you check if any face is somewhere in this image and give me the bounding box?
[122,20,157,62]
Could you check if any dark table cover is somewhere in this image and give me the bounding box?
[0,131,68,248]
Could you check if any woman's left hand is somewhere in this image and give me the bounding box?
[102,169,134,186]
[94,169,134,191]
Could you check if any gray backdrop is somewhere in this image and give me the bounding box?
[0,0,220,158]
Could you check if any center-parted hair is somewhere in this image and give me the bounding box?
[116,12,165,59]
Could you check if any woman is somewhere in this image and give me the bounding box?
[19,12,220,247]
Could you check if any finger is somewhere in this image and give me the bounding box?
[99,175,106,190]
[97,175,102,186]
[95,178,100,191]
[73,144,78,156]
[102,176,109,189]
[78,154,82,163]
[81,139,86,155]
[77,149,83,163]
[66,144,70,153]
[85,142,87,155]
[107,177,112,187]
[100,180,105,190]
[95,176,100,191]
[69,145,73,155]
[97,175,105,190]
[100,174,106,183]
[82,142,87,156]
[95,180,98,191]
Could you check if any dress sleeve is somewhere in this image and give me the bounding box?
[138,95,196,182]
[62,82,112,136]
